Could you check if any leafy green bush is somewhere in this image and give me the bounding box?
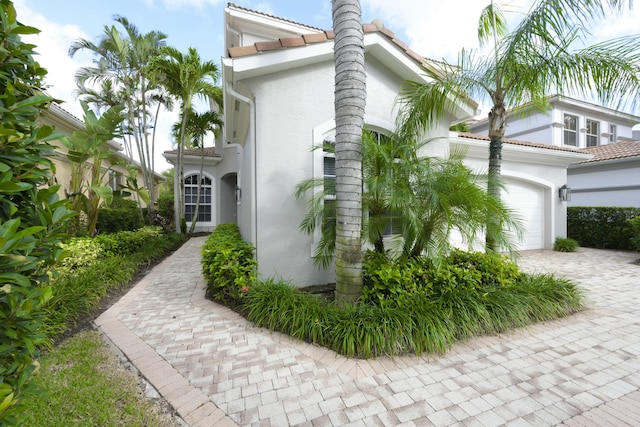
[245,268,584,359]
[93,226,163,256]
[96,207,143,234]
[55,238,104,278]
[553,237,579,252]
[0,3,74,423]
[629,216,640,252]
[201,223,257,304]
[44,229,185,338]
[361,249,519,307]
[568,207,640,250]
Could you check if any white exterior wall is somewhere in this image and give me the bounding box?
[470,98,639,148]
[241,57,426,286]
[452,136,588,250]
[569,159,640,207]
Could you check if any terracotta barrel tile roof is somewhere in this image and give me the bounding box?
[579,141,640,163]
[226,3,426,68]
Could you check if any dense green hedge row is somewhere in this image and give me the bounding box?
[246,271,584,359]
[96,207,143,234]
[199,227,585,358]
[568,207,640,250]
[201,223,257,303]
[45,227,185,338]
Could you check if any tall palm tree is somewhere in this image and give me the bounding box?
[398,0,640,250]
[332,0,367,305]
[172,109,223,233]
[151,46,219,233]
[295,131,521,266]
[69,16,167,220]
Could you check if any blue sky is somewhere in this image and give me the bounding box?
[13,0,640,171]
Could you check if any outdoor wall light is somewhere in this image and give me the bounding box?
[558,184,571,202]
[234,185,242,203]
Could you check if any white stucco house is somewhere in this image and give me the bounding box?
[469,95,640,207]
[165,4,590,286]
[469,95,640,148]
[568,141,640,207]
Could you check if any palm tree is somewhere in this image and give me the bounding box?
[398,0,640,250]
[332,0,367,305]
[172,109,223,233]
[151,46,219,233]
[69,16,167,221]
[295,131,520,266]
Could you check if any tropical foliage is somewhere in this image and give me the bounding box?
[172,102,223,233]
[200,223,257,304]
[0,2,73,422]
[61,102,126,236]
[151,46,219,233]
[295,130,521,267]
[398,0,640,250]
[69,16,169,219]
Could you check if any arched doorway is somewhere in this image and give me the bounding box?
[220,173,237,224]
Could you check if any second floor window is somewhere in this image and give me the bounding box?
[586,119,599,147]
[564,114,578,146]
[609,124,617,143]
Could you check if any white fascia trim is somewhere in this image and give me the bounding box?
[451,136,592,167]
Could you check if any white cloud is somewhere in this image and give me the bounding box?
[15,0,91,117]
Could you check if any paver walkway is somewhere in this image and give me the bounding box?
[96,237,640,426]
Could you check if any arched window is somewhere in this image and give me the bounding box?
[184,174,212,222]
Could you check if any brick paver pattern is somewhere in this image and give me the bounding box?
[96,237,640,426]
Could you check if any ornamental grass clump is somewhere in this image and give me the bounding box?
[243,249,586,359]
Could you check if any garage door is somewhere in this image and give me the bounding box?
[502,180,544,250]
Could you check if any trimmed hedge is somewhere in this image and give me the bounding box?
[201,223,258,304]
[96,207,143,234]
[568,207,640,250]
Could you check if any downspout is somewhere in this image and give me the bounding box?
[226,84,257,255]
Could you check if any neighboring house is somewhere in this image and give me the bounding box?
[568,141,640,207]
[469,94,640,149]
[469,94,640,207]
[41,103,165,208]
[166,4,589,286]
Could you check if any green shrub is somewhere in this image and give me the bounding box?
[629,216,640,252]
[201,223,258,303]
[0,4,74,423]
[55,238,104,279]
[44,230,185,338]
[568,207,640,250]
[553,237,579,252]
[93,226,163,256]
[361,249,519,307]
[96,207,143,234]
[245,269,585,359]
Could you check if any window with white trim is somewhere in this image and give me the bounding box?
[563,114,578,146]
[184,174,212,222]
[609,124,617,143]
[586,119,599,147]
[108,170,122,191]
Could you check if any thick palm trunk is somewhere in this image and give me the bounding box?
[332,0,366,305]
[486,96,506,251]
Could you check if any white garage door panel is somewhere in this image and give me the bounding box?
[503,180,544,250]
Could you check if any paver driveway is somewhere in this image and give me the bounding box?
[96,237,640,426]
